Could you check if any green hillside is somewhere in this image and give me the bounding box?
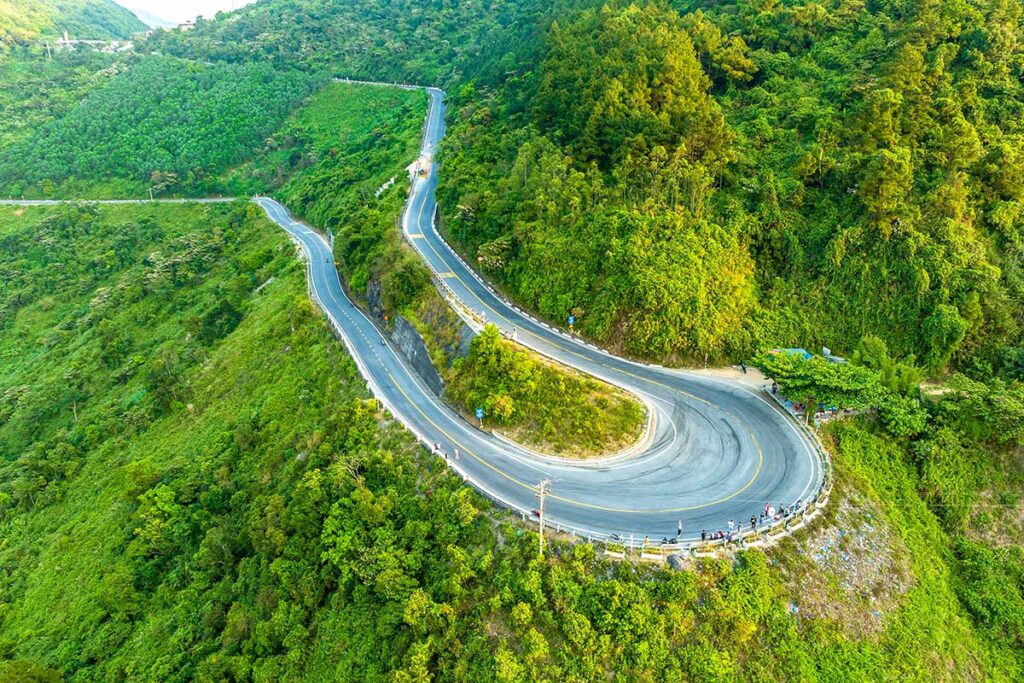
[0,0,145,48]
[437,1,1024,371]
[0,56,324,198]
[0,200,1021,682]
[0,0,1023,680]
[139,0,1024,376]
[48,0,145,39]
[0,50,121,149]
[139,0,575,83]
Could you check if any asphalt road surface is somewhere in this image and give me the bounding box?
[252,86,825,545]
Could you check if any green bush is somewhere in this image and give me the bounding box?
[446,325,646,455]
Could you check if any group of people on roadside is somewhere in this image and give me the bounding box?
[432,442,459,462]
[430,436,806,549]
[697,500,803,544]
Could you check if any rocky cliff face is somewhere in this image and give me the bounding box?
[366,278,383,318]
[369,274,473,395]
[390,314,445,396]
[417,295,473,365]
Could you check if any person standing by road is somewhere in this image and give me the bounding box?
[677,520,682,537]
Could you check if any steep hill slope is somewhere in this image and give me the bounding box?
[0,56,323,197]
[48,0,145,38]
[139,0,578,83]
[0,50,121,148]
[0,0,144,47]
[438,1,1024,372]
[0,207,1020,683]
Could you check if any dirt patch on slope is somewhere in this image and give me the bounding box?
[779,492,914,638]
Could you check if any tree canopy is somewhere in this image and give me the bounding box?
[436,0,1024,373]
[0,56,323,197]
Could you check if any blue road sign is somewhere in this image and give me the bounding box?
[475,408,484,420]
[568,315,576,326]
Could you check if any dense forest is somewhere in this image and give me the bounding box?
[0,49,120,147]
[140,0,1024,374]
[0,0,144,48]
[1,0,1023,680]
[0,56,323,198]
[438,0,1024,373]
[138,0,576,84]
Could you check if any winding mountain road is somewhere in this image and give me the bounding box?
[253,87,826,545]
[0,87,825,546]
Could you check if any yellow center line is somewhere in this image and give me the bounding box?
[386,370,538,492]
[386,370,765,515]
[270,194,769,516]
[550,430,764,513]
[404,180,767,514]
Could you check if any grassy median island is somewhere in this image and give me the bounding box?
[445,325,647,458]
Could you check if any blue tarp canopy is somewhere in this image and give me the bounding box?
[773,348,813,360]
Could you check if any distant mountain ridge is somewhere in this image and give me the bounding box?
[0,0,145,48]
[113,3,176,29]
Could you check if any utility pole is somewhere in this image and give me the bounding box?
[536,479,551,557]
